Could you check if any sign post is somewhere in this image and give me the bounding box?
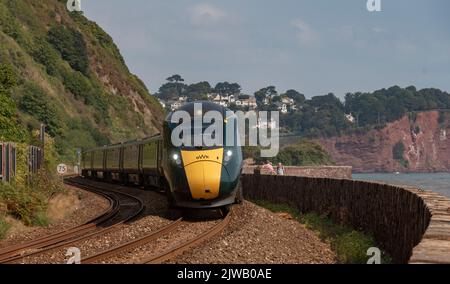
[57,163,67,182]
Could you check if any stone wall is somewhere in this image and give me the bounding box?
[242,166,352,179]
[242,174,450,264]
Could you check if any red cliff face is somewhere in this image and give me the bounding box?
[315,111,450,173]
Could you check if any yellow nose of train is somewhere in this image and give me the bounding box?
[181,148,224,200]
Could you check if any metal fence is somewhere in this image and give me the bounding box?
[28,146,43,175]
[0,143,43,183]
[0,142,16,182]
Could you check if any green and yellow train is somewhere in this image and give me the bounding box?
[81,102,243,208]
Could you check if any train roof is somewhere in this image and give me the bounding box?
[82,134,162,153]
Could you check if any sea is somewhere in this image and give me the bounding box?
[353,173,450,199]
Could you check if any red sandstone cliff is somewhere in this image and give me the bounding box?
[315,111,450,173]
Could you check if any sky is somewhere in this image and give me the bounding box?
[82,0,450,98]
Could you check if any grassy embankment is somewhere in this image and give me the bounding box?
[252,200,391,264]
[0,0,164,239]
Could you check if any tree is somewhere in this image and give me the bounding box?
[166,74,185,83]
[214,82,241,101]
[185,81,212,101]
[254,86,278,104]
[284,89,306,104]
[47,26,89,75]
[310,93,344,111]
[158,75,187,100]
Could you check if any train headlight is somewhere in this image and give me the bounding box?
[172,153,182,166]
[224,150,233,163]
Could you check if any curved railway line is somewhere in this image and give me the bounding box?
[139,208,232,264]
[0,178,145,264]
[0,177,233,264]
[82,207,232,264]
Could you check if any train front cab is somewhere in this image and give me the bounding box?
[162,102,243,209]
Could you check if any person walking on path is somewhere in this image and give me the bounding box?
[262,161,276,175]
[277,163,285,176]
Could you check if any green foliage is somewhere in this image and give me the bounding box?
[0,169,63,227]
[19,82,62,136]
[345,86,450,128]
[0,63,17,90]
[255,86,278,103]
[0,182,45,226]
[70,12,126,65]
[0,217,10,239]
[280,93,350,137]
[253,200,391,264]
[246,140,334,166]
[185,81,212,102]
[0,2,22,42]
[393,141,408,168]
[214,82,241,97]
[0,63,27,142]
[32,210,51,227]
[47,25,89,75]
[284,89,305,104]
[61,69,109,119]
[393,141,405,160]
[334,231,376,264]
[30,38,59,76]
[55,118,110,161]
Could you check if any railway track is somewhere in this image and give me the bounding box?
[81,207,232,264]
[140,207,232,264]
[0,178,145,264]
[1,178,233,264]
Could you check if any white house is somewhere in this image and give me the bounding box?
[281,97,295,105]
[236,97,258,109]
[345,114,356,123]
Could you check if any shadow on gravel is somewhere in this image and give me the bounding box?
[68,177,226,227]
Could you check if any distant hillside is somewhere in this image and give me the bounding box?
[0,0,163,161]
[315,111,450,173]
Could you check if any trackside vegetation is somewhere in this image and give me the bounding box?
[243,140,335,166]
[252,200,391,264]
[0,61,63,239]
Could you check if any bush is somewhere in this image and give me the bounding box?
[393,141,408,168]
[0,170,63,227]
[32,210,51,227]
[19,82,62,137]
[248,140,335,166]
[0,182,45,226]
[334,231,375,264]
[0,64,27,142]
[47,25,89,75]
[31,38,59,76]
[61,70,109,118]
[0,217,10,239]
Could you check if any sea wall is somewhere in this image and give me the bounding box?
[242,166,352,179]
[242,173,450,264]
